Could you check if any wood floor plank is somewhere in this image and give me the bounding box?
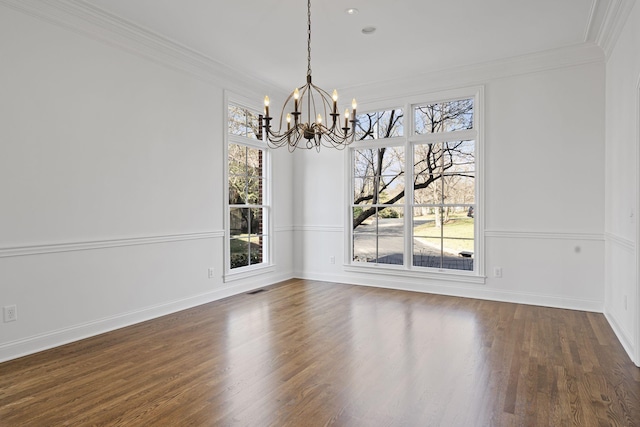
[1,279,639,426]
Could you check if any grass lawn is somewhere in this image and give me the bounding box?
[413,214,474,254]
[230,235,262,253]
[230,236,263,268]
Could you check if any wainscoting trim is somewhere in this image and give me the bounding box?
[605,232,635,252]
[293,225,344,233]
[0,231,225,258]
[485,230,604,241]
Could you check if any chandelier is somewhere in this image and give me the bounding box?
[258,0,358,151]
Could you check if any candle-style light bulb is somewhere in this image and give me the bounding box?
[332,89,338,116]
[344,108,350,128]
[293,88,300,114]
[264,96,270,117]
[351,98,357,110]
[286,113,292,130]
[317,113,322,124]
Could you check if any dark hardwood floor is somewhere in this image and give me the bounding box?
[1,279,639,426]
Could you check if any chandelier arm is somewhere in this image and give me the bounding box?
[310,82,339,130]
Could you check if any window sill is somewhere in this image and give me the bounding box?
[344,263,486,285]
[223,263,275,283]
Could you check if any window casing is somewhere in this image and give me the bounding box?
[226,103,270,275]
[349,89,482,278]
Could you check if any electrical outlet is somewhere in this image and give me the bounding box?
[494,267,502,278]
[330,256,335,265]
[4,305,17,322]
[208,268,215,279]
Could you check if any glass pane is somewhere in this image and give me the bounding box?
[354,177,376,204]
[355,109,404,139]
[443,238,474,256]
[413,238,442,268]
[414,98,474,134]
[249,235,263,265]
[246,178,263,205]
[250,208,263,235]
[414,143,448,176]
[354,149,378,177]
[355,112,379,140]
[381,146,404,175]
[368,147,404,203]
[378,109,404,138]
[413,211,442,238]
[380,174,405,204]
[377,205,404,265]
[443,241,474,271]
[414,178,443,205]
[353,232,376,263]
[230,208,249,236]
[378,206,404,227]
[415,142,471,174]
[353,206,377,231]
[230,237,249,269]
[443,140,475,173]
[246,110,260,140]
[442,175,475,205]
[441,208,474,240]
[229,176,247,204]
[246,147,263,176]
[377,234,404,265]
[228,106,246,136]
[228,144,246,175]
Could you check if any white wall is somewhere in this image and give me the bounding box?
[294,53,606,312]
[3,1,634,367]
[604,1,640,366]
[0,4,293,362]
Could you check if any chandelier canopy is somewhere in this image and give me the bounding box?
[258,0,358,151]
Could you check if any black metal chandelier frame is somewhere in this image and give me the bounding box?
[258,0,358,151]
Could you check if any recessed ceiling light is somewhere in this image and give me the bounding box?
[346,8,359,15]
[361,26,376,35]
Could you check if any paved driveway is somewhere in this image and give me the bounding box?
[353,217,473,270]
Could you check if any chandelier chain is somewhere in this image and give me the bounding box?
[307,0,312,77]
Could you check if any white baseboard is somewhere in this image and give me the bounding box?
[0,272,295,363]
[297,271,603,313]
[603,309,638,366]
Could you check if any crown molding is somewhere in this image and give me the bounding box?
[2,0,614,101]
[586,0,637,57]
[0,0,283,98]
[340,42,605,103]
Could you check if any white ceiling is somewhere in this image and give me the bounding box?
[81,0,601,91]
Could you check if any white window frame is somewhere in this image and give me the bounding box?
[345,86,485,283]
[224,93,274,282]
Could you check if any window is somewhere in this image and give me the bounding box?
[352,108,405,265]
[226,103,269,271]
[350,91,480,275]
